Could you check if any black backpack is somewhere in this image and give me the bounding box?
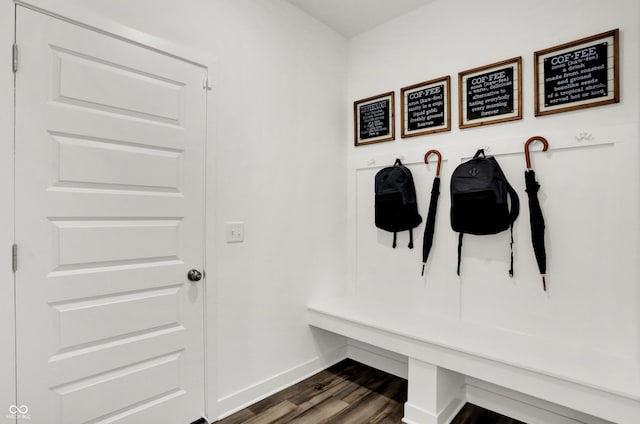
[450,149,519,276]
[375,159,423,248]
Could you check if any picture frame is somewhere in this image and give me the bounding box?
[458,57,522,129]
[400,76,451,138]
[534,29,619,116]
[354,91,395,146]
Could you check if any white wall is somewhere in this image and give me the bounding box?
[14,0,349,418]
[347,0,640,395]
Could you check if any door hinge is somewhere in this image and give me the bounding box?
[12,244,17,273]
[203,77,212,91]
[12,43,18,73]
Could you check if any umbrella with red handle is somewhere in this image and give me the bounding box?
[524,136,549,290]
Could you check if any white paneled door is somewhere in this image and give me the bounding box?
[15,7,207,423]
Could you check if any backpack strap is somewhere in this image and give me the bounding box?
[473,149,485,159]
[509,225,515,277]
[457,232,463,276]
[392,230,415,249]
[506,181,519,278]
[506,180,520,224]
[456,149,480,277]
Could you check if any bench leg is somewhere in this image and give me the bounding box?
[403,358,466,424]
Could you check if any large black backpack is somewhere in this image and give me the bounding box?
[450,149,519,276]
[375,159,422,248]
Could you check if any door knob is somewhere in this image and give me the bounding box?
[187,269,203,282]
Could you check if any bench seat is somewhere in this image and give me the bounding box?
[308,296,640,424]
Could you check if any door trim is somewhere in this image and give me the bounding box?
[1,3,16,422]
[6,1,219,419]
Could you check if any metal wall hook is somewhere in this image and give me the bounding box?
[575,132,594,141]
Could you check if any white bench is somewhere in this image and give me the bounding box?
[308,296,640,424]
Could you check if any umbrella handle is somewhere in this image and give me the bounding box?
[525,136,549,169]
[424,149,442,177]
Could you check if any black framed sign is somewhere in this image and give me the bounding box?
[458,57,522,129]
[354,92,395,146]
[400,76,451,138]
[534,29,619,116]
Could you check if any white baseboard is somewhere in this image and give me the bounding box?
[439,395,466,424]
[347,339,408,379]
[466,377,613,424]
[215,344,347,420]
[402,402,438,424]
[402,397,465,424]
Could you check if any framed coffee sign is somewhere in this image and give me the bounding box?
[400,76,451,138]
[354,92,395,146]
[458,57,522,129]
[534,29,619,116]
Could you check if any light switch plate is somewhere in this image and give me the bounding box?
[226,222,244,243]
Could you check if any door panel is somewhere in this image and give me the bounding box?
[53,134,182,191]
[15,7,206,423]
[52,47,185,124]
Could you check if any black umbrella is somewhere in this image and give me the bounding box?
[524,136,549,290]
[422,150,442,276]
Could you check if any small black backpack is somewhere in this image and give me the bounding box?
[450,149,519,276]
[375,159,423,248]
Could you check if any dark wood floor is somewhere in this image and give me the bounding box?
[213,359,525,424]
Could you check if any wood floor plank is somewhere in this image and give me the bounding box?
[242,400,302,424]
[287,369,353,405]
[332,376,406,424]
[329,390,399,424]
[213,407,255,424]
[364,378,407,423]
[295,377,357,411]
[285,397,350,424]
[340,373,397,405]
[247,383,302,415]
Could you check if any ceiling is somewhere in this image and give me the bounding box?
[285,0,436,38]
